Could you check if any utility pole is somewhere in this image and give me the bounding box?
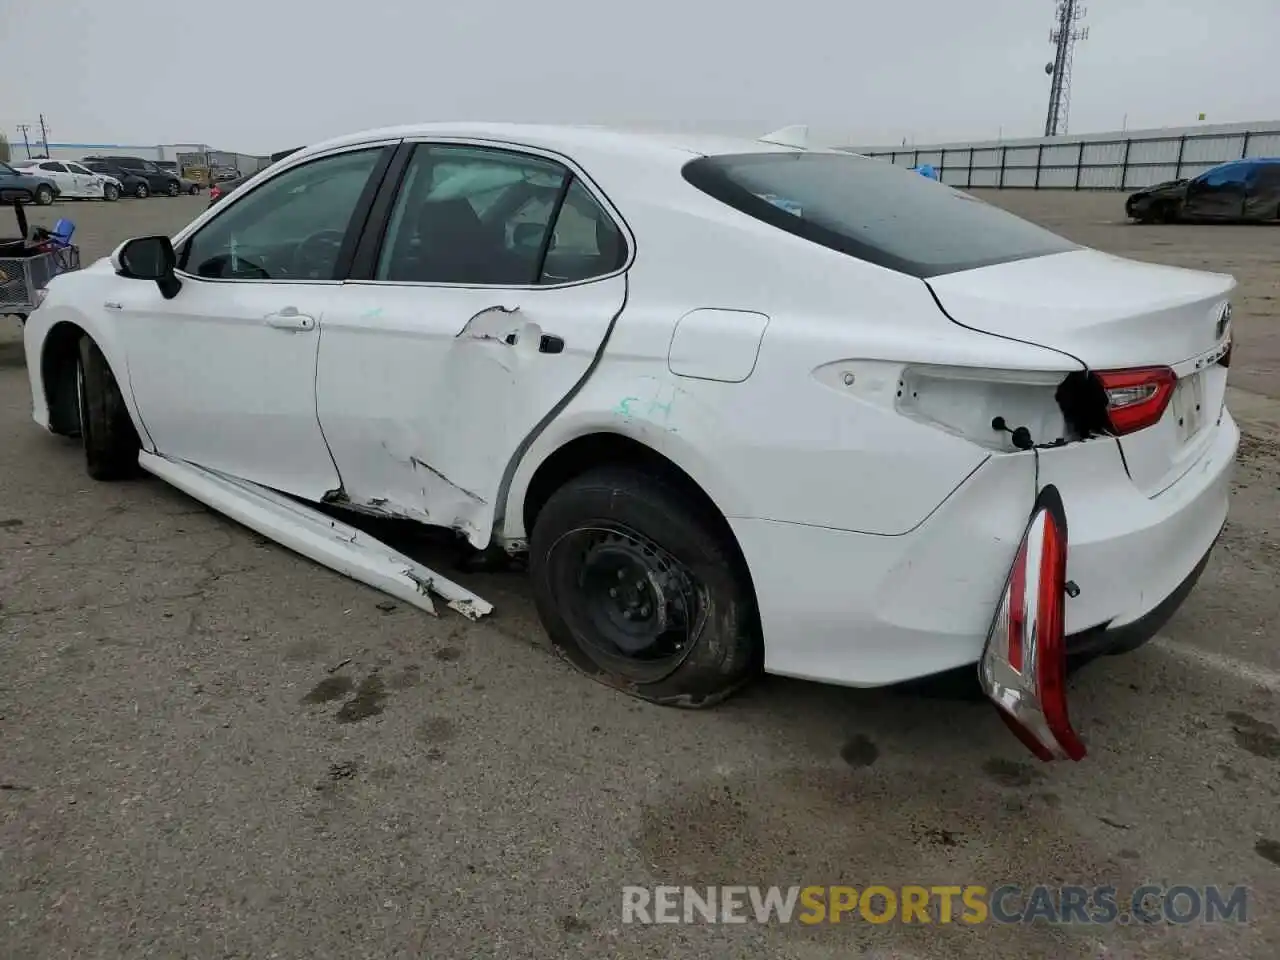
[1044,0,1089,138]
[16,123,33,159]
[38,114,50,157]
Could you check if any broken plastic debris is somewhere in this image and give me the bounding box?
[137,451,494,621]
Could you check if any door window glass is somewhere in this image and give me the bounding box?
[66,163,92,175]
[179,147,385,281]
[1198,162,1249,188]
[41,162,68,173]
[539,179,628,283]
[375,144,569,285]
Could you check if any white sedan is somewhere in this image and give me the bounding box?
[20,123,1237,761]
[12,159,121,201]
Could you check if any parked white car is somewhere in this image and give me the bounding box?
[11,159,120,201]
[20,123,1237,760]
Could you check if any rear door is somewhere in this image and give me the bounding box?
[1243,162,1280,220]
[65,162,100,197]
[314,139,630,546]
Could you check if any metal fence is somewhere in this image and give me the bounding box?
[846,120,1280,191]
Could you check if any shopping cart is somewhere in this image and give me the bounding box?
[0,193,81,322]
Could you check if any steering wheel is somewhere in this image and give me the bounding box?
[290,229,347,279]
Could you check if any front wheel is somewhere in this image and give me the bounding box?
[103,182,119,202]
[166,181,180,197]
[76,336,141,481]
[529,466,761,708]
[188,183,201,195]
[35,184,54,206]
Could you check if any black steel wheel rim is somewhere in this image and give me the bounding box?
[547,522,707,685]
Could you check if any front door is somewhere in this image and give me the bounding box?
[1184,162,1248,220]
[117,143,396,500]
[315,141,630,546]
[65,162,99,197]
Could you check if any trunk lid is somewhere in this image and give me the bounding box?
[927,248,1235,497]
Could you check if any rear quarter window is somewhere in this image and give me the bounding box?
[682,152,1078,279]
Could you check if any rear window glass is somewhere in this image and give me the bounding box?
[682,152,1078,279]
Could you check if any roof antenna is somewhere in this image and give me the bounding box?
[759,125,809,148]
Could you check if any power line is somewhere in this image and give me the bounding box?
[1044,0,1089,138]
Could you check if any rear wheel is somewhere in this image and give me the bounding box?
[76,336,141,481]
[103,182,119,202]
[34,184,54,206]
[529,465,760,707]
[135,182,149,199]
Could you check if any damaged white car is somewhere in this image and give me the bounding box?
[23,123,1237,761]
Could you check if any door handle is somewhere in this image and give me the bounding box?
[264,310,315,331]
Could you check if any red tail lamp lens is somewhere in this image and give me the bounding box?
[1094,366,1176,435]
[979,485,1085,762]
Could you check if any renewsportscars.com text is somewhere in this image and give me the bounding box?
[621,884,1249,925]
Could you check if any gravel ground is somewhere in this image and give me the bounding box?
[1,192,1279,960]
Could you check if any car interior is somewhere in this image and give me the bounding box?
[380,162,625,285]
[176,150,627,285]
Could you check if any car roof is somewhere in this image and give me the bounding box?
[286,122,833,170]
[1212,156,1280,166]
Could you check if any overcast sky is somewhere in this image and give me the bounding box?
[1,0,1274,155]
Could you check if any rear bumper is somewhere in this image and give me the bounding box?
[1065,526,1218,660]
[733,412,1238,688]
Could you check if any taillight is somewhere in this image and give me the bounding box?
[978,485,1085,762]
[1093,366,1176,436]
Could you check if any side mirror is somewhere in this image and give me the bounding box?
[116,235,182,299]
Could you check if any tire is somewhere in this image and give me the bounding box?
[188,184,201,195]
[135,182,149,199]
[166,181,180,197]
[529,465,760,707]
[35,184,54,206]
[76,336,141,481]
[1155,201,1178,224]
[103,183,119,202]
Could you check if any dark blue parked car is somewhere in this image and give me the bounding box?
[1126,157,1280,223]
[0,160,59,205]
